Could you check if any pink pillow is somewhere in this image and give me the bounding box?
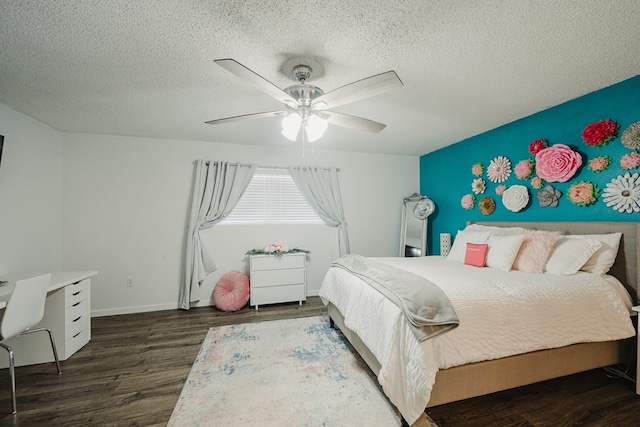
[512,231,559,273]
[213,271,250,312]
[464,243,488,267]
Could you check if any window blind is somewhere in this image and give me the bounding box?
[220,168,324,224]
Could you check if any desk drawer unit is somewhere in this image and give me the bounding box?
[0,278,92,368]
[249,254,306,310]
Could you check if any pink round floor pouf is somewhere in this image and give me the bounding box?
[213,271,250,312]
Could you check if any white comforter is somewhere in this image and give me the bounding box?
[318,256,635,425]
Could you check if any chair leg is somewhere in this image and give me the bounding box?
[20,328,62,375]
[0,342,17,414]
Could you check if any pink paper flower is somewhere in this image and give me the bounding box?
[461,194,475,210]
[471,162,484,177]
[535,144,582,182]
[514,159,535,180]
[620,152,640,170]
[567,181,599,206]
[495,184,507,196]
[587,155,611,173]
[528,139,548,156]
[530,176,545,189]
[582,119,619,147]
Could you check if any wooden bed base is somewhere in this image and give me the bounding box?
[328,303,630,408]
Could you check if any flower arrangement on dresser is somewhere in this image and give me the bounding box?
[245,244,311,258]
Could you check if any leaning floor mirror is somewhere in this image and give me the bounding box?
[400,193,435,257]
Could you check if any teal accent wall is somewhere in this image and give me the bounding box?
[420,75,640,255]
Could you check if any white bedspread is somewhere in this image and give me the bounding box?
[318,256,635,425]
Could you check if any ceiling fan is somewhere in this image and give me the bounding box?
[206,58,403,142]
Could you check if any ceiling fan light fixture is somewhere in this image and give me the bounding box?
[305,114,328,142]
[281,113,302,141]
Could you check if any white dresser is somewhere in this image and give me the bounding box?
[249,254,306,310]
[0,271,96,368]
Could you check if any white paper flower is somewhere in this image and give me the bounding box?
[487,156,512,183]
[502,185,529,212]
[471,178,486,194]
[602,172,640,213]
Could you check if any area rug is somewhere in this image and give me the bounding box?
[168,315,405,426]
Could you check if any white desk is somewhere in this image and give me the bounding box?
[0,271,97,368]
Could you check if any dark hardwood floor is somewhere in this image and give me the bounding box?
[0,296,638,426]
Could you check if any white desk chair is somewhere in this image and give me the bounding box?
[0,273,61,414]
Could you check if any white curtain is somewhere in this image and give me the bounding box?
[180,160,256,310]
[288,166,350,256]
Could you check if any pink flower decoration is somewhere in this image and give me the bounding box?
[514,159,535,180]
[461,194,475,210]
[535,144,582,183]
[582,119,619,147]
[567,181,599,206]
[588,155,611,173]
[528,139,548,156]
[495,184,507,196]
[530,176,545,189]
[620,152,640,170]
[471,162,484,177]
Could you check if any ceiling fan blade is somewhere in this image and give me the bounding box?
[215,59,299,107]
[311,70,403,110]
[205,111,287,125]
[323,111,387,133]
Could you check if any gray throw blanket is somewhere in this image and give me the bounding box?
[331,254,459,341]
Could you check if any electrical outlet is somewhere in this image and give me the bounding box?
[126,277,134,287]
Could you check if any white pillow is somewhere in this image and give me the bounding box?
[464,224,528,236]
[545,236,602,275]
[485,234,525,271]
[575,233,623,275]
[447,230,491,263]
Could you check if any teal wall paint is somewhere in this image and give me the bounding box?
[420,75,640,255]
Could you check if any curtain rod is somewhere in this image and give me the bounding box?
[192,160,339,171]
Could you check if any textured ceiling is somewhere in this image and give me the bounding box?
[1,1,639,156]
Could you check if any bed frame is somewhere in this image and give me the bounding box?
[327,221,639,413]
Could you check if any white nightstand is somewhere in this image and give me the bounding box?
[633,306,640,395]
[249,253,307,310]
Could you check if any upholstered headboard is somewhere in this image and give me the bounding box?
[469,221,639,304]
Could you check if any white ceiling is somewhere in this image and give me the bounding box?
[1,1,639,156]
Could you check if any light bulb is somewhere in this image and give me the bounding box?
[281,113,302,141]
[305,114,328,142]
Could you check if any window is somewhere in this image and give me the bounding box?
[220,168,324,224]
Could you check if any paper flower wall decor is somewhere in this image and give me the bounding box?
[479,197,496,215]
[487,156,511,183]
[502,185,529,212]
[567,181,599,207]
[621,121,640,150]
[602,172,640,213]
[461,194,476,210]
[495,184,507,196]
[528,138,549,156]
[581,119,619,147]
[471,178,486,194]
[471,162,484,177]
[514,159,535,180]
[531,176,545,189]
[536,185,562,208]
[588,155,612,173]
[620,151,640,170]
[535,144,582,182]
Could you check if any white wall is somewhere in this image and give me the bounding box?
[61,133,419,315]
[0,105,63,275]
[0,103,419,316]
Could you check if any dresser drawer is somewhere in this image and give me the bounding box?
[66,312,87,340]
[251,254,305,271]
[66,297,89,322]
[65,327,90,356]
[250,269,305,288]
[65,279,90,305]
[251,284,306,306]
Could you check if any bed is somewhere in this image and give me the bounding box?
[319,221,639,426]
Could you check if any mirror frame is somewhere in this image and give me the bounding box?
[400,193,434,257]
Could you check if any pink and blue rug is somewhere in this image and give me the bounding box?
[168,315,403,426]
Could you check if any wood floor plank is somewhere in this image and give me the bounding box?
[0,296,638,426]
